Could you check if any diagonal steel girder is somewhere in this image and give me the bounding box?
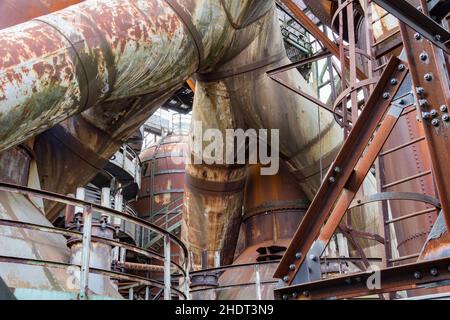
[274,57,409,284]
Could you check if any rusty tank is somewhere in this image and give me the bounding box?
[214,163,309,300]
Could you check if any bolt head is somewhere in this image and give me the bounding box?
[289,264,296,271]
[416,87,425,96]
[425,73,433,82]
[432,119,440,127]
[383,92,390,99]
[430,109,438,117]
[435,34,442,42]
[440,105,448,112]
[430,268,439,276]
[423,112,431,119]
[303,291,310,298]
[283,276,289,282]
[398,64,406,71]
[328,176,336,183]
[295,252,302,259]
[390,78,398,85]
[309,254,317,262]
[334,166,341,174]
[282,294,289,301]
[292,292,298,299]
[420,52,428,61]
[414,33,422,40]
[442,114,449,122]
[414,271,422,279]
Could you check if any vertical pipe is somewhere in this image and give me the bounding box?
[255,264,262,301]
[145,286,150,300]
[164,233,171,300]
[101,187,111,223]
[79,205,92,300]
[128,287,134,300]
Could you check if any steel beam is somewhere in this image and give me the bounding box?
[280,0,367,80]
[399,6,450,231]
[275,256,450,300]
[274,57,408,283]
[373,0,450,54]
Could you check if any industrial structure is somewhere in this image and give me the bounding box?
[0,0,449,300]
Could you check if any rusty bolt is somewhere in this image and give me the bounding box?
[383,92,390,99]
[303,291,310,298]
[416,87,425,96]
[440,105,448,112]
[390,79,398,85]
[295,252,302,259]
[418,99,428,108]
[430,268,438,276]
[329,176,336,183]
[398,64,406,71]
[289,264,296,271]
[432,119,440,127]
[282,294,289,300]
[414,271,422,279]
[309,254,317,262]
[442,114,449,122]
[430,109,438,117]
[283,276,289,282]
[420,52,428,61]
[414,33,422,40]
[424,73,433,82]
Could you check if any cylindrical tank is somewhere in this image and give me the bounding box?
[215,163,309,300]
[135,134,188,222]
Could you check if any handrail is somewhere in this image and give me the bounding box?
[0,182,189,300]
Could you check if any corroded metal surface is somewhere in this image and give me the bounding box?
[136,134,188,219]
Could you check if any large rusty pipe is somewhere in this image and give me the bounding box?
[0,0,275,153]
[183,5,343,268]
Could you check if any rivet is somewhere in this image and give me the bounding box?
[329,176,336,183]
[442,114,449,122]
[390,78,398,85]
[414,33,422,40]
[418,99,428,108]
[414,271,422,279]
[303,291,310,298]
[398,64,406,71]
[282,294,289,301]
[422,112,431,119]
[416,87,425,96]
[292,292,298,299]
[334,166,341,174]
[419,52,428,61]
[283,276,289,282]
[383,92,390,99]
[424,73,433,82]
[430,268,438,276]
[432,119,440,127]
[430,109,438,117]
[295,252,302,259]
[435,34,442,42]
[309,254,317,262]
[440,105,448,112]
[289,264,296,271]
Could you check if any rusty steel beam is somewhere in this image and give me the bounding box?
[373,0,450,54]
[280,0,367,80]
[275,256,450,300]
[274,57,408,283]
[399,6,450,231]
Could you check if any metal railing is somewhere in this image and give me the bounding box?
[0,182,189,300]
[109,144,142,188]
